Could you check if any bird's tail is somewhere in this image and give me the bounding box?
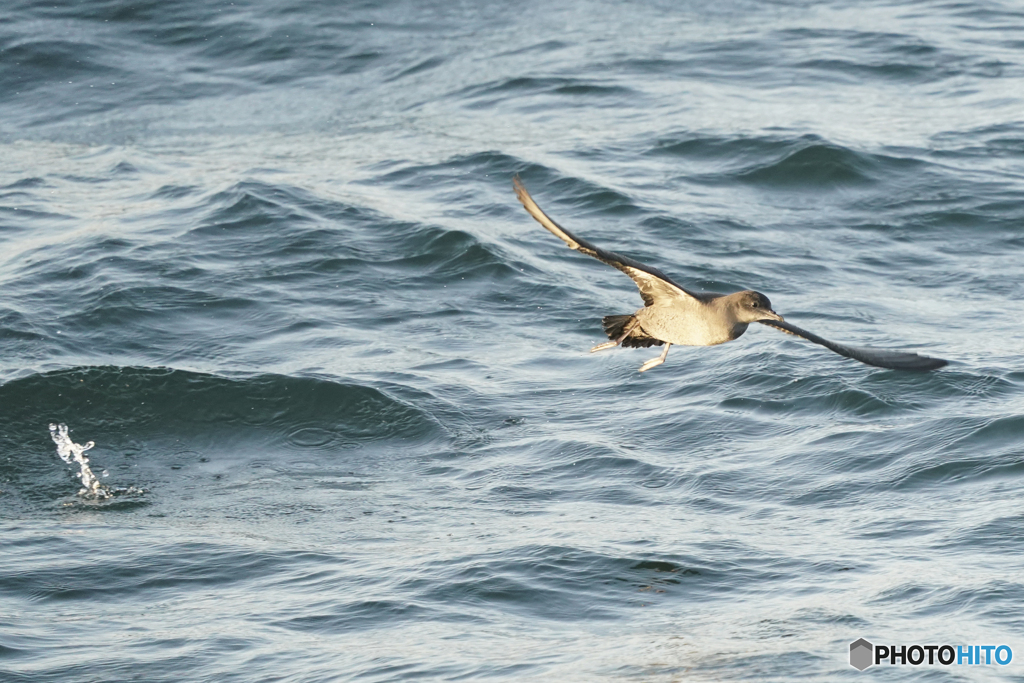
[602,315,634,340]
[601,314,663,348]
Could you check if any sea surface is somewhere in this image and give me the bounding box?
[2,0,1024,681]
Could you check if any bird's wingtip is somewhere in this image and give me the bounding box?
[917,356,949,371]
[512,175,525,199]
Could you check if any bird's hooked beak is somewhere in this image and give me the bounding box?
[763,309,784,322]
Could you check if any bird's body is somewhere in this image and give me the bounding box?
[512,176,948,372]
[633,296,752,346]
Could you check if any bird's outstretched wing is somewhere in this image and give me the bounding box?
[759,319,948,371]
[513,177,706,307]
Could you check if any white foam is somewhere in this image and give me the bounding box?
[49,423,111,499]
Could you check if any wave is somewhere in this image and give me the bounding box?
[0,366,445,506]
[648,133,926,190]
[181,180,517,282]
[0,365,441,445]
[453,76,637,110]
[0,176,530,368]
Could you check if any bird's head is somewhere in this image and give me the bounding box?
[733,290,784,323]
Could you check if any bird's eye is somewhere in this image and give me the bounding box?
[751,301,759,308]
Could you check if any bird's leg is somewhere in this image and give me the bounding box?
[590,317,640,353]
[638,343,671,372]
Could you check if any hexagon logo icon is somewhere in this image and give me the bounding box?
[850,638,873,671]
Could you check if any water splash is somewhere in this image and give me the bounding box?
[49,423,111,499]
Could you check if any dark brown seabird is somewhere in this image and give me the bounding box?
[513,177,947,372]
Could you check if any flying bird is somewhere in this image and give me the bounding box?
[513,177,947,372]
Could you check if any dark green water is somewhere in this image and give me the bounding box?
[2,0,1024,680]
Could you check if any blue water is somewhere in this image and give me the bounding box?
[2,0,1024,680]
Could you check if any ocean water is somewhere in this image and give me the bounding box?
[2,0,1024,680]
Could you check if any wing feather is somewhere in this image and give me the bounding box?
[759,319,948,371]
[513,177,704,307]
